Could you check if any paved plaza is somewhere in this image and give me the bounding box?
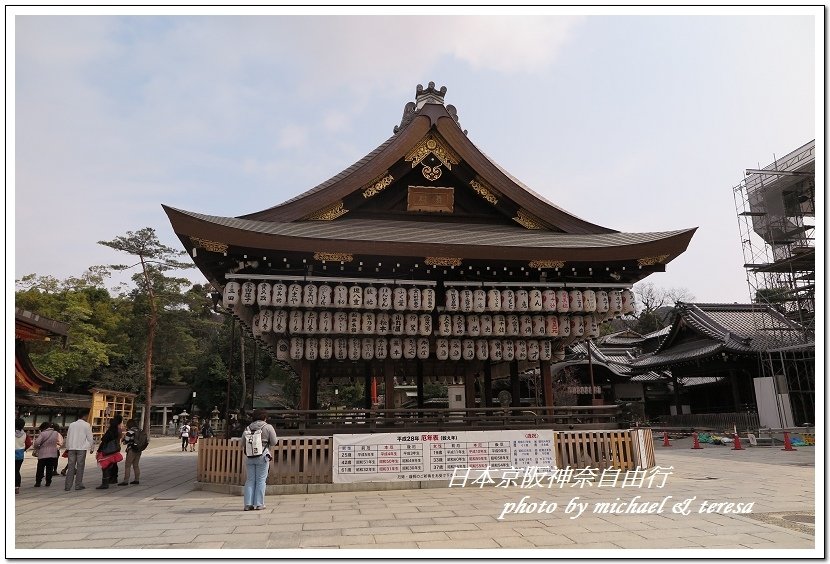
[11,435,821,556]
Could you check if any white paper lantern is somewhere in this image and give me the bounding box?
[569,290,584,313]
[375,338,388,360]
[473,289,487,313]
[276,339,290,361]
[527,340,540,361]
[515,290,529,312]
[417,338,430,360]
[403,337,417,360]
[408,287,422,311]
[487,289,502,311]
[271,283,287,307]
[502,339,515,361]
[445,289,460,311]
[622,289,636,315]
[459,289,474,313]
[545,315,559,337]
[389,337,403,360]
[251,313,262,337]
[376,313,390,335]
[501,289,515,312]
[480,314,493,336]
[558,315,571,337]
[241,282,257,305]
[290,337,304,360]
[609,290,623,314]
[542,289,557,312]
[349,285,363,309]
[362,312,376,334]
[475,339,489,360]
[378,286,393,310]
[318,311,332,334]
[333,285,349,308]
[449,339,462,361]
[556,290,570,313]
[435,338,449,361]
[348,312,361,334]
[362,338,375,360]
[493,315,507,336]
[259,309,273,333]
[319,337,333,360]
[222,282,241,309]
[393,287,408,311]
[403,313,417,336]
[582,290,597,312]
[462,339,475,360]
[421,288,436,311]
[539,340,552,361]
[506,315,520,336]
[438,314,452,336]
[466,314,481,337]
[302,284,318,308]
[348,338,361,360]
[596,290,610,313]
[334,312,348,334]
[519,315,533,337]
[452,314,466,336]
[570,315,585,337]
[418,314,432,336]
[287,283,303,307]
[305,338,318,361]
[363,286,378,309]
[317,284,332,307]
[489,339,503,361]
[515,340,528,360]
[334,338,348,360]
[273,310,288,333]
[304,311,317,334]
[528,289,543,312]
[532,315,546,337]
[289,310,303,334]
[391,313,405,335]
[257,283,272,306]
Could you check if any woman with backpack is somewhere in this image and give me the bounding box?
[241,409,277,511]
[118,419,144,486]
[179,422,190,452]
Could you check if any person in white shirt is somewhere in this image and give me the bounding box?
[63,413,94,491]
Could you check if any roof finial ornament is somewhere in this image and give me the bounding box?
[394,82,466,134]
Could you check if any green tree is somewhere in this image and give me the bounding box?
[98,228,192,432]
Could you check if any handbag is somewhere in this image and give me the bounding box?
[100,438,120,455]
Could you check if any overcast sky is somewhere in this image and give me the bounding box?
[10,7,821,304]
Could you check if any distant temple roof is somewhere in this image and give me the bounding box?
[14,308,69,393]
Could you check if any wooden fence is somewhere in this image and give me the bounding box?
[198,429,653,487]
[656,412,760,432]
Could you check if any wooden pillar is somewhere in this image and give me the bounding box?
[671,373,682,415]
[299,360,311,411]
[483,362,493,408]
[416,361,425,409]
[464,364,476,409]
[384,359,396,410]
[309,362,318,411]
[510,360,521,408]
[540,359,553,415]
[364,363,373,409]
[729,368,741,412]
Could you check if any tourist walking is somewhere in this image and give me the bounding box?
[241,409,277,511]
[179,422,191,451]
[118,419,146,485]
[96,415,124,489]
[188,421,198,452]
[33,422,62,488]
[63,413,94,491]
[14,418,33,494]
[200,420,214,439]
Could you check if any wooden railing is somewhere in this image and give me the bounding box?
[555,429,654,471]
[656,412,760,432]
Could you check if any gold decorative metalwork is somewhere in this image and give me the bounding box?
[361,173,394,199]
[405,133,460,170]
[424,256,462,267]
[421,165,442,181]
[304,201,348,221]
[470,179,499,205]
[637,255,670,266]
[313,252,354,262]
[512,208,544,230]
[189,237,228,254]
[528,260,565,269]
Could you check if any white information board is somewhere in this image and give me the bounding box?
[333,430,555,483]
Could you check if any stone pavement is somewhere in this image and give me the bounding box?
[11,435,821,556]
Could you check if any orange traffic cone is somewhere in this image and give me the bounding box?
[662,432,671,447]
[691,432,703,449]
[731,433,745,450]
[781,431,797,451]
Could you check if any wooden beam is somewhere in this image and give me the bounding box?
[364,363,373,409]
[299,360,311,411]
[510,361,521,408]
[540,359,553,415]
[465,364,476,409]
[483,362,493,408]
[416,361,425,409]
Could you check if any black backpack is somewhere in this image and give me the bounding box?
[134,429,150,452]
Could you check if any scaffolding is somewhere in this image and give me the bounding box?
[732,140,815,426]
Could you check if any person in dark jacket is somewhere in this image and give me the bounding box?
[96,415,124,489]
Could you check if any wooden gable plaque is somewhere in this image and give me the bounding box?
[407,186,454,213]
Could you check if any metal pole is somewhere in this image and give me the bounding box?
[225,317,234,439]
[587,339,597,399]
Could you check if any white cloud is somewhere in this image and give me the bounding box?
[276,124,309,150]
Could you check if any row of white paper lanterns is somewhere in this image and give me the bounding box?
[275,337,568,362]
[250,310,606,338]
[224,282,635,315]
